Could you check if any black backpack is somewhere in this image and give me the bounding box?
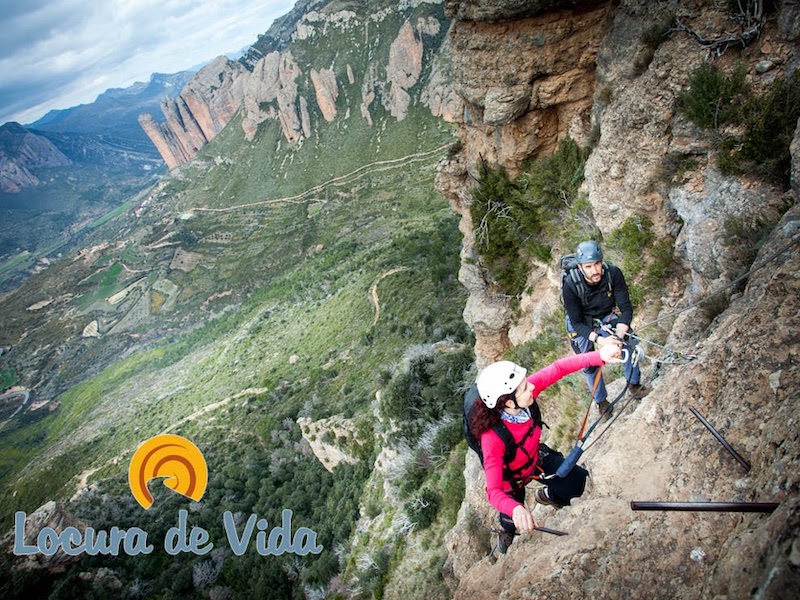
[463,384,544,491]
[560,253,611,307]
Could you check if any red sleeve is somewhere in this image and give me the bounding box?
[481,429,522,516]
[528,351,604,398]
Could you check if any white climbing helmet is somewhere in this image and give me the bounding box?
[476,361,527,409]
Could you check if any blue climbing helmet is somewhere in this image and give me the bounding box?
[575,240,603,264]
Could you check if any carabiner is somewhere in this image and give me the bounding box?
[619,348,630,363]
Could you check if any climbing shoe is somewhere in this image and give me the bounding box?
[498,530,515,554]
[629,383,650,399]
[535,486,561,508]
[597,399,613,422]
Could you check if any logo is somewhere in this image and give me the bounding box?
[14,432,322,557]
[128,434,208,510]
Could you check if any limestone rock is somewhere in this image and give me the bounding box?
[310,68,339,122]
[0,123,71,192]
[445,0,605,22]
[791,117,800,199]
[669,167,786,291]
[180,56,246,137]
[442,2,800,598]
[447,2,612,175]
[437,0,661,369]
[422,43,463,123]
[241,51,303,143]
[139,57,246,169]
[384,20,425,120]
[138,113,190,170]
[297,415,362,472]
[451,202,800,600]
[16,501,87,569]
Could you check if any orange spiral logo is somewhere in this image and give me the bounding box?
[128,434,208,510]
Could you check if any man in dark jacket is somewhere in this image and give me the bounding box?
[562,241,648,419]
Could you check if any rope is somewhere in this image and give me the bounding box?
[596,322,698,365]
[575,381,630,447]
[580,365,661,453]
[637,230,800,330]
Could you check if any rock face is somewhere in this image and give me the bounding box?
[385,20,425,120]
[436,0,800,598]
[435,0,612,365]
[15,501,87,569]
[310,68,339,122]
[0,122,71,192]
[450,205,800,600]
[139,57,247,168]
[297,415,362,472]
[444,0,606,21]
[241,50,303,142]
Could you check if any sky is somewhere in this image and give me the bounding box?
[0,0,296,125]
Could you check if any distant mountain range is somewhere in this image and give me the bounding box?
[0,70,195,288]
[28,71,197,159]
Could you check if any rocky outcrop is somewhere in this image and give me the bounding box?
[444,0,606,21]
[137,114,190,170]
[241,51,303,142]
[310,68,339,122]
[139,57,246,168]
[385,21,425,120]
[447,3,612,178]
[297,415,362,472]
[142,4,457,165]
[450,203,800,600]
[0,123,71,192]
[14,501,87,569]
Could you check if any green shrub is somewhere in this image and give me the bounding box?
[722,213,774,280]
[679,61,800,186]
[643,238,679,291]
[607,216,654,277]
[405,488,440,530]
[657,152,700,187]
[470,139,590,300]
[504,315,565,371]
[0,368,18,391]
[470,164,535,298]
[380,346,473,434]
[438,444,466,526]
[447,140,463,158]
[726,70,800,185]
[678,62,748,129]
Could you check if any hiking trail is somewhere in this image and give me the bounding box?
[371,267,411,325]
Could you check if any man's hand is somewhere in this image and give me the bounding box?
[596,334,623,350]
[511,504,538,532]
[614,323,630,339]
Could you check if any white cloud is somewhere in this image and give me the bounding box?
[0,0,295,124]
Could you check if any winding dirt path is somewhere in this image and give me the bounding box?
[187,144,450,215]
[370,267,411,325]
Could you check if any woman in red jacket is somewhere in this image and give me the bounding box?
[469,344,623,553]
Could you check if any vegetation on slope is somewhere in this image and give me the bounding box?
[0,4,471,598]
